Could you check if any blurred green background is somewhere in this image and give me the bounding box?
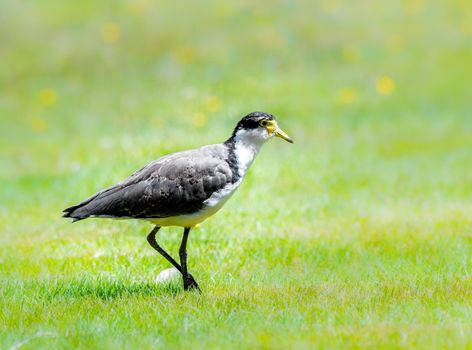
[1,0,471,349]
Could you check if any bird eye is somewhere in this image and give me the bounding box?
[259,120,269,127]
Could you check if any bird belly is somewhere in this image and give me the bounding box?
[148,181,241,227]
[147,203,225,227]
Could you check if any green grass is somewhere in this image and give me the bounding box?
[1,0,471,349]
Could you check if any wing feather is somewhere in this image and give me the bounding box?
[63,145,232,221]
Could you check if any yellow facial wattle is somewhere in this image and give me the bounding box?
[262,120,293,143]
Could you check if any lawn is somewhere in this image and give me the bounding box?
[1,0,471,349]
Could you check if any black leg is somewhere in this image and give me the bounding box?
[146,225,200,291]
[147,226,181,271]
[179,227,200,291]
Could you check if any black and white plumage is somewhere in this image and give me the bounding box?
[63,111,293,291]
[63,144,235,226]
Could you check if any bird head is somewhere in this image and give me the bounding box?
[231,112,293,144]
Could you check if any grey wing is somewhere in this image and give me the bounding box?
[63,147,233,221]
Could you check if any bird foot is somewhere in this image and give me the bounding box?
[184,273,201,292]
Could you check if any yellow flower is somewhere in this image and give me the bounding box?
[342,45,360,63]
[127,0,152,16]
[462,21,472,35]
[175,46,196,63]
[376,76,395,95]
[193,112,207,128]
[404,0,425,15]
[39,88,57,106]
[31,117,48,133]
[214,3,232,18]
[339,87,358,104]
[321,0,343,14]
[387,35,405,54]
[204,96,221,113]
[152,117,165,128]
[101,22,121,44]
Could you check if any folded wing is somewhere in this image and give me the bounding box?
[63,146,232,221]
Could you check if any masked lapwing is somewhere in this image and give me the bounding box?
[63,112,293,291]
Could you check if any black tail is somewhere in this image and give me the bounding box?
[62,204,88,222]
[62,183,123,222]
[62,192,102,222]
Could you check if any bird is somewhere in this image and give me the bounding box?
[63,111,293,291]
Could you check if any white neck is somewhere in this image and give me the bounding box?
[234,139,262,177]
[232,128,270,178]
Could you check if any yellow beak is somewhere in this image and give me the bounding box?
[266,121,294,143]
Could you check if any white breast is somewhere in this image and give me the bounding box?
[148,130,267,228]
